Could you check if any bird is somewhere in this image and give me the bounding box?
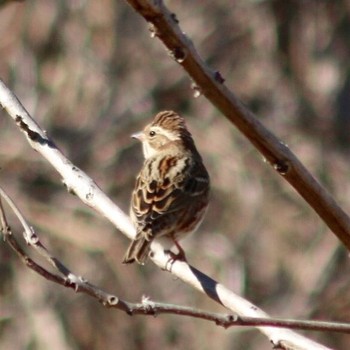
[122,110,210,265]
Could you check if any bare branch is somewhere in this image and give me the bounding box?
[0,189,130,313]
[0,79,135,240]
[0,187,79,281]
[123,0,350,252]
[1,190,349,341]
[0,80,333,349]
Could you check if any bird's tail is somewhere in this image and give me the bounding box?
[122,234,152,265]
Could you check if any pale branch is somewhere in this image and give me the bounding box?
[0,190,350,338]
[0,79,135,241]
[123,0,350,252]
[0,81,332,349]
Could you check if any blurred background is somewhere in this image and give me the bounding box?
[0,0,350,349]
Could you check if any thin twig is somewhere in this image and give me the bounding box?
[0,189,128,312]
[0,187,80,281]
[0,190,349,338]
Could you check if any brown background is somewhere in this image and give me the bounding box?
[1,1,350,349]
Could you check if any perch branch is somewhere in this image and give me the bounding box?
[0,79,331,349]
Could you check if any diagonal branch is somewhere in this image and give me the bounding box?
[0,79,332,349]
[123,0,350,251]
[1,189,349,339]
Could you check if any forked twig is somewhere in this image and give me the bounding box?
[0,188,349,339]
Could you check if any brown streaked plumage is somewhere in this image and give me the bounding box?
[123,110,210,265]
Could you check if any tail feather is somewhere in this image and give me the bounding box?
[122,235,152,265]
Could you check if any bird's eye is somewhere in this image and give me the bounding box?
[149,130,156,137]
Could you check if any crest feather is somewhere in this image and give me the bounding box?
[152,111,187,133]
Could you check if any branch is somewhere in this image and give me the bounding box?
[123,0,350,252]
[1,189,349,341]
[0,80,333,349]
[0,189,131,313]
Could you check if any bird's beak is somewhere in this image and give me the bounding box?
[131,131,144,141]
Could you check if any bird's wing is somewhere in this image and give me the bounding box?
[131,155,209,236]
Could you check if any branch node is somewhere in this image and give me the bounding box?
[227,314,239,323]
[126,309,133,316]
[273,159,290,176]
[107,295,119,306]
[272,340,293,350]
[216,314,239,328]
[191,82,202,98]
[141,295,156,315]
[15,116,54,147]
[170,12,179,24]
[1,225,12,241]
[66,273,86,291]
[85,189,94,201]
[214,71,225,84]
[62,180,77,195]
[169,46,186,63]
[148,23,159,38]
[24,227,39,245]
